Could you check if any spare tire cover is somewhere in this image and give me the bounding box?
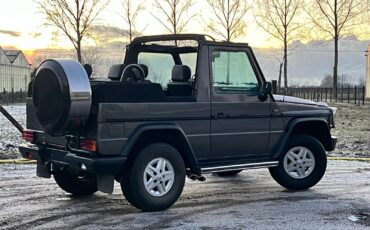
[33,59,92,136]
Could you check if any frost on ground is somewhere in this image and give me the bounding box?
[0,103,369,159]
[0,105,26,159]
[329,103,370,158]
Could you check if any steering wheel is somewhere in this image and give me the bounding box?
[120,64,145,83]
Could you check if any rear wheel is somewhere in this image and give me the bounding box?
[121,143,186,211]
[213,170,242,177]
[269,135,327,190]
[54,170,97,196]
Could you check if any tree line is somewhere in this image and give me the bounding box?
[36,0,370,94]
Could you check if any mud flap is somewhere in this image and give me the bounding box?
[36,162,51,178]
[97,174,114,194]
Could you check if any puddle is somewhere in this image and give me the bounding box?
[56,197,72,201]
[348,215,360,222]
[348,211,370,226]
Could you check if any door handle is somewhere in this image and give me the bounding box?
[216,113,228,119]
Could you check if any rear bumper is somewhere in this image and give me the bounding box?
[19,144,126,176]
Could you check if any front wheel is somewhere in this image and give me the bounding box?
[121,143,186,211]
[269,135,327,190]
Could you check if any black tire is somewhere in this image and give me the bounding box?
[269,135,327,190]
[54,170,97,196]
[213,170,242,177]
[120,143,186,212]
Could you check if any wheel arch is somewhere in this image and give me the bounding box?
[118,123,199,177]
[274,118,333,158]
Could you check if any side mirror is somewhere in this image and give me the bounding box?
[258,82,272,102]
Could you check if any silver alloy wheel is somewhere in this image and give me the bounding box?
[283,146,315,179]
[143,157,175,197]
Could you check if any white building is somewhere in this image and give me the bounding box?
[0,47,31,92]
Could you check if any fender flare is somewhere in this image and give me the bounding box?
[273,117,331,158]
[120,123,199,172]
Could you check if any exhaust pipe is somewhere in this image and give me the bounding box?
[187,174,198,180]
[187,173,206,181]
[198,175,206,182]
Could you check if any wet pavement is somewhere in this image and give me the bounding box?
[0,160,369,230]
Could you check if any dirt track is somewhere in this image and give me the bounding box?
[0,160,369,230]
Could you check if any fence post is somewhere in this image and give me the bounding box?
[311,89,313,100]
[304,88,306,99]
[20,89,23,103]
[4,89,8,105]
[271,80,277,94]
[347,86,350,103]
[354,86,357,105]
[330,88,332,102]
[308,88,310,100]
[317,88,319,101]
[312,88,314,100]
[313,88,315,101]
[363,86,365,105]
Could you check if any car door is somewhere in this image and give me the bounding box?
[210,46,271,159]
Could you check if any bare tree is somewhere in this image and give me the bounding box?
[206,0,251,42]
[307,0,366,98]
[152,0,195,34]
[82,42,102,77]
[119,0,145,42]
[254,0,304,92]
[36,0,108,62]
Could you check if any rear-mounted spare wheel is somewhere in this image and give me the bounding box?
[33,59,91,136]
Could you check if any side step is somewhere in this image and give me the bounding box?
[200,161,279,174]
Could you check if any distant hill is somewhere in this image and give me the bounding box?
[254,36,369,86]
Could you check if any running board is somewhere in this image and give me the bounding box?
[200,161,279,174]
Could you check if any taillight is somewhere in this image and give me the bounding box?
[24,152,33,160]
[80,139,97,152]
[22,130,34,142]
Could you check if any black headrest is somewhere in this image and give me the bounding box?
[139,64,149,78]
[172,65,191,82]
[83,64,92,78]
[108,64,126,80]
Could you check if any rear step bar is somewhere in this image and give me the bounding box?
[201,161,279,174]
[0,105,23,133]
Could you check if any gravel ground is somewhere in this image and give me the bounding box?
[0,160,369,229]
[0,103,369,159]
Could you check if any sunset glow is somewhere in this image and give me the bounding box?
[0,0,294,52]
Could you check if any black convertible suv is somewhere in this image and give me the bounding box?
[18,34,337,211]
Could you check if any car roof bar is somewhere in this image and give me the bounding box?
[131,34,215,45]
